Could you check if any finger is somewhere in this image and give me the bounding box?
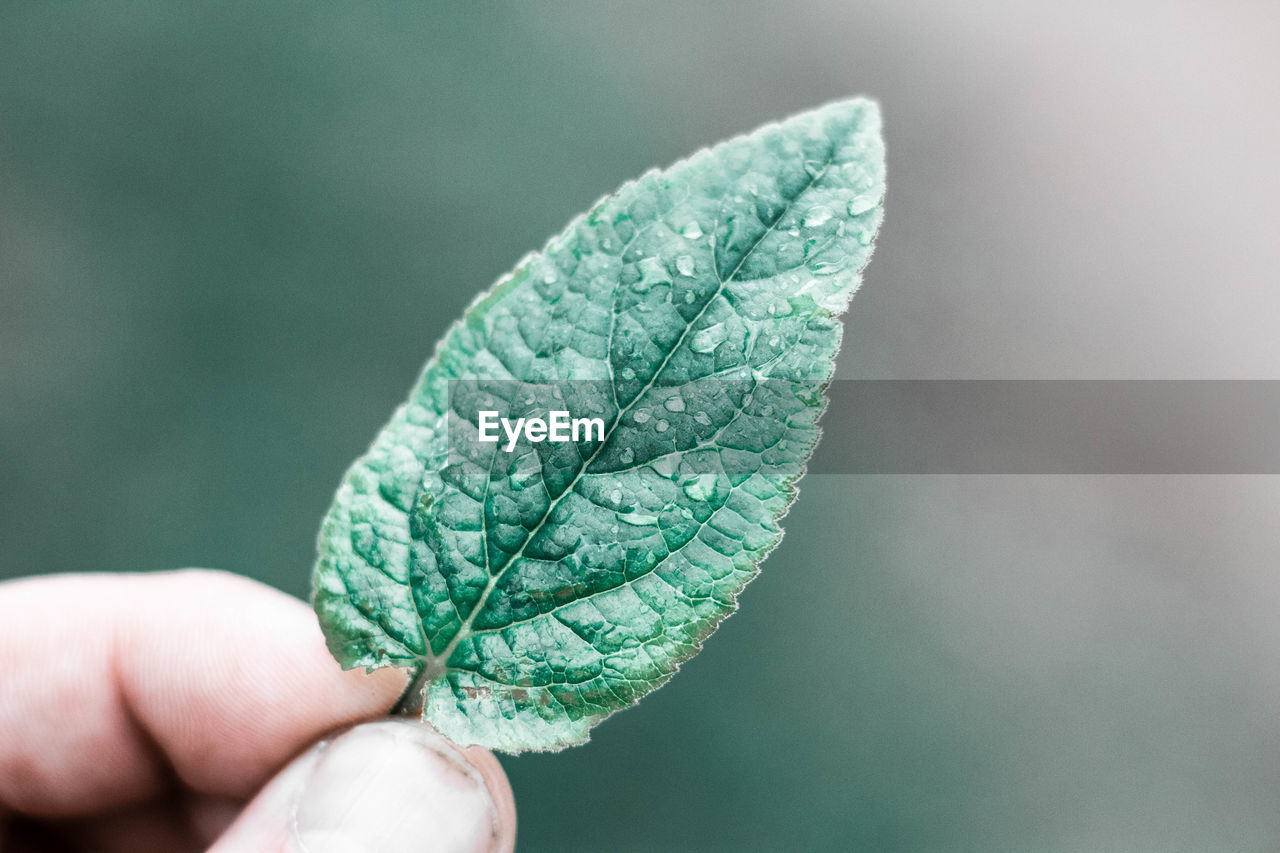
[210,718,516,853]
[0,570,408,816]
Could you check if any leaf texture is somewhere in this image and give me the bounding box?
[313,99,886,751]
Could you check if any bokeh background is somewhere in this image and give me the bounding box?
[3,2,1280,850]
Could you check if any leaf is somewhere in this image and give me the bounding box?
[312,99,886,752]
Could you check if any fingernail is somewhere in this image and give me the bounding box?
[290,719,502,853]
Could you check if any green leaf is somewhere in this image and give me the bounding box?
[313,99,885,752]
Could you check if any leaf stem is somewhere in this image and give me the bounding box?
[392,663,432,716]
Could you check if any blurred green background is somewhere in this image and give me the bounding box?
[4,2,1280,850]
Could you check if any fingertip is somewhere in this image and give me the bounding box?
[457,744,516,852]
[112,569,411,797]
[213,719,516,853]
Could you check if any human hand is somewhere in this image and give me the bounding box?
[0,570,516,852]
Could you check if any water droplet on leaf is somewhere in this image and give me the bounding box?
[846,193,878,216]
[690,322,728,354]
[803,206,832,227]
[682,474,717,502]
